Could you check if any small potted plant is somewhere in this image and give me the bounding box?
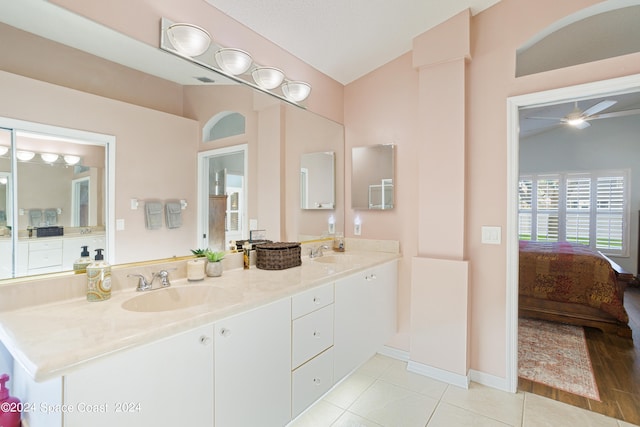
[191,249,207,258]
[204,249,225,277]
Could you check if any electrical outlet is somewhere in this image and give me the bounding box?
[354,223,361,236]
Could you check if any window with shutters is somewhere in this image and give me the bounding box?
[518,170,629,256]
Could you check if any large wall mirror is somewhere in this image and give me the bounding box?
[352,144,395,210]
[0,2,343,282]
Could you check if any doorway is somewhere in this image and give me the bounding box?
[506,74,640,395]
[197,145,248,251]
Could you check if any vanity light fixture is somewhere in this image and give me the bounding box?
[16,151,35,161]
[0,146,8,156]
[166,23,211,57]
[40,153,59,163]
[251,67,285,90]
[63,155,81,165]
[214,48,253,75]
[282,81,312,102]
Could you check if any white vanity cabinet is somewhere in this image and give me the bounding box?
[61,234,106,268]
[63,323,214,427]
[214,297,292,427]
[334,260,398,380]
[291,283,335,418]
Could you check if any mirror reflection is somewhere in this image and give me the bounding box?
[351,144,395,210]
[300,152,335,210]
[0,127,108,279]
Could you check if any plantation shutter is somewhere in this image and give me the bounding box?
[565,177,590,245]
[518,179,533,240]
[596,176,625,251]
[536,177,559,241]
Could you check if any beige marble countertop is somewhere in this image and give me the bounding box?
[0,250,398,382]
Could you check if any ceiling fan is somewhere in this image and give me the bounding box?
[528,99,640,129]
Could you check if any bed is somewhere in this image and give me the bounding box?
[519,240,632,337]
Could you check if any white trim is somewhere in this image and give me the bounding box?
[505,73,640,395]
[469,369,510,392]
[378,346,409,362]
[407,360,470,389]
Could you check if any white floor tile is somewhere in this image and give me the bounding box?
[324,372,377,409]
[428,402,515,427]
[355,354,395,378]
[348,380,439,427]
[378,358,449,400]
[331,411,384,427]
[522,393,618,427]
[441,382,524,426]
[288,400,344,427]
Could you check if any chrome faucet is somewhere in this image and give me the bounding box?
[128,269,173,292]
[309,244,329,258]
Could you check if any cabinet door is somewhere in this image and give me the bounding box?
[214,297,291,427]
[334,260,398,381]
[64,324,214,427]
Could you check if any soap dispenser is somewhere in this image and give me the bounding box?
[0,373,21,427]
[73,245,92,274]
[86,249,111,301]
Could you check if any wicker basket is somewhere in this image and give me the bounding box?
[255,242,301,270]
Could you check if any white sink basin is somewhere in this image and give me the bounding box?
[122,286,227,312]
[311,254,358,264]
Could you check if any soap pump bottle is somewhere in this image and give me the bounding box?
[0,373,21,427]
[73,245,92,274]
[86,249,111,302]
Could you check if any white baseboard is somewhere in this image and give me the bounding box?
[469,369,511,392]
[378,345,409,361]
[406,360,470,389]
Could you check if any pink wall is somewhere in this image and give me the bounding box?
[345,0,640,380]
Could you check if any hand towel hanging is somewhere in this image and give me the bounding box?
[145,201,163,230]
[165,201,183,229]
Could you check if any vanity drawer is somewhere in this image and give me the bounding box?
[28,248,63,269]
[29,240,63,252]
[292,304,334,369]
[292,347,334,418]
[292,282,334,319]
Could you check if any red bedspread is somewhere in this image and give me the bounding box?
[519,240,628,323]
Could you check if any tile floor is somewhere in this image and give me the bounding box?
[288,354,639,427]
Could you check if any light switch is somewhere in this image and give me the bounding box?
[481,226,501,244]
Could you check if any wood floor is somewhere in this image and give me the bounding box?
[519,285,640,424]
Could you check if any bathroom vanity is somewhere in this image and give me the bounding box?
[0,249,398,427]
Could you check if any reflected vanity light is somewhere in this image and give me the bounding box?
[0,177,6,185]
[0,146,8,156]
[166,23,211,57]
[214,48,253,75]
[40,153,59,163]
[63,155,81,165]
[251,67,285,90]
[16,151,35,161]
[282,81,312,102]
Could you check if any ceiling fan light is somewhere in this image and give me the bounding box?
[214,48,253,75]
[251,67,285,90]
[40,153,59,163]
[567,117,585,126]
[16,150,35,161]
[64,155,81,165]
[282,81,311,102]
[166,23,212,57]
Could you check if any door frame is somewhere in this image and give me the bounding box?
[196,144,248,250]
[505,73,640,392]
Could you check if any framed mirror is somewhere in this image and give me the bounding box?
[300,151,335,209]
[351,144,395,210]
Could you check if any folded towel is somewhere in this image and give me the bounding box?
[165,201,182,229]
[44,208,58,225]
[145,201,163,230]
[29,209,43,226]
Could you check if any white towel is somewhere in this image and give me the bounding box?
[44,209,58,225]
[29,209,43,226]
[145,201,163,230]
[165,201,182,229]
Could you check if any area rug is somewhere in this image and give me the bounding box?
[518,318,600,401]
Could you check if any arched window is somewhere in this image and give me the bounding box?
[516,3,640,77]
[202,111,246,142]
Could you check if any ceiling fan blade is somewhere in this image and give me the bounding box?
[574,120,591,129]
[587,108,640,120]
[526,116,561,121]
[582,99,617,117]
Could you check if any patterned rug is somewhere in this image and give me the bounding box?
[518,318,600,401]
